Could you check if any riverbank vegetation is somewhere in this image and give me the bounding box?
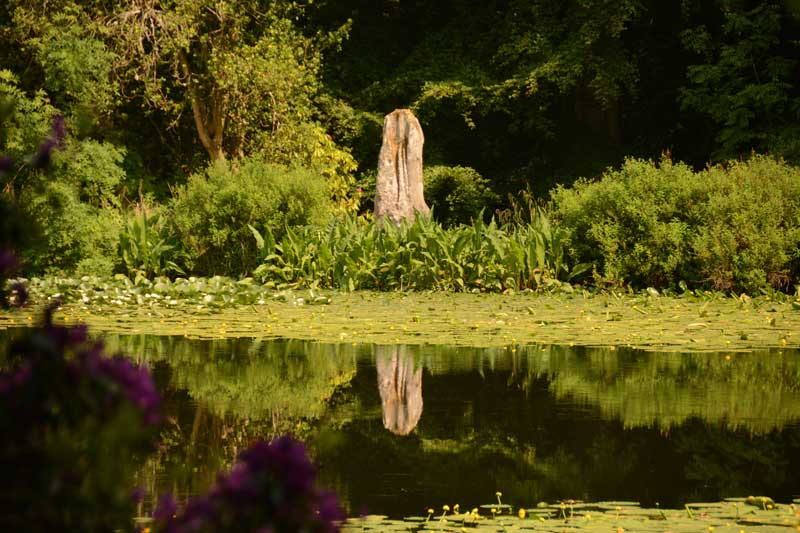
[3,1,800,295]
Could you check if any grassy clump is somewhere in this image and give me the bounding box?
[252,211,586,292]
[552,155,800,293]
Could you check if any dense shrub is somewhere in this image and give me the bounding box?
[21,139,126,276]
[423,165,499,227]
[1,72,125,276]
[170,158,333,276]
[552,155,800,292]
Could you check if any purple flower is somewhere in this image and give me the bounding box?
[131,486,145,503]
[85,352,162,426]
[30,115,66,169]
[0,155,11,175]
[51,115,66,146]
[316,490,346,526]
[223,462,254,497]
[0,249,18,275]
[260,436,316,497]
[153,437,343,533]
[153,493,178,522]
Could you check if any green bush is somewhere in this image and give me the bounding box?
[1,71,124,276]
[170,158,333,276]
[551,155,800,292]
[21,180,121,276]
[19,139,126,276]
[423,165,498,227]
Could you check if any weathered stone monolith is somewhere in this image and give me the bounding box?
[374,109,429,224]
[376,345,423,436]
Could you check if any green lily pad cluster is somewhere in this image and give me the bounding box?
[3,287,800,351]
[11,275,331,311]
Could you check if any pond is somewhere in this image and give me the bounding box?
[88,334,800,519]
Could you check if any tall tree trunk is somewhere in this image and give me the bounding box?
[179,50,226,161]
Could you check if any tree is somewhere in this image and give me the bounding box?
[679,1,800,163]
[109,0,345,163]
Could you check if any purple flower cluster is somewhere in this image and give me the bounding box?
[84,350,163,426]
[0,312,162,427]
[152,436,344,533]
[0,311,163,530]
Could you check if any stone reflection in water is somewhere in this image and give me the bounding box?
[376,345,423,435]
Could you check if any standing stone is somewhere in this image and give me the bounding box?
[374,109,430,224]
[376,345,423,436]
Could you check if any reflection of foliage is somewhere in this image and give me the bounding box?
[106,335,356,422]
[673,420,799,503]
[524,345,800,434]
[318,342,800,514]
[418,343,800,434]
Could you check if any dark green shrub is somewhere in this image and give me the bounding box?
[170,158,333,276]
[21,180,121,276]
[20,139,125,275]
[423,165,498,227]
[552,155,800,292]
[20,139,126,276]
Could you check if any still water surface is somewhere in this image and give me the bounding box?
[98,335,800,517]
[3,328,756,517]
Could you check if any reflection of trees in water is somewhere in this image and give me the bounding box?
[376,345,423,435]
[103,335,357,422]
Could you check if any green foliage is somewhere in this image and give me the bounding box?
[0,70,57,161]
[256,120,360,215]
[680,2,800,163]
[109,0,350,163]
[21,179,121,276]
[170,158,333,276]
[253,213,584,292]
[552,155,800,292]
[27,11,117,120]
[1,69,125,276]
[118,206,185,281]
[50,139,126,208]
[23,139,127,276]
[423,165,499,227]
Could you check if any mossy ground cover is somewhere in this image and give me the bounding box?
[345,498,800,533]
[2,277,800,351]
